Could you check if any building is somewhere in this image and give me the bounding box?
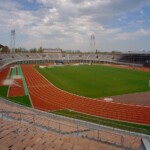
[43,48,62,53]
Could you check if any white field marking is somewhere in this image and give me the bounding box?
[27,85,51,88]
[101,91,150,99]
[28,93,34,108]
[100,91,150,107]
[13,75,21,79]
[39,66,46,69]
[33,66,150,108]
[7,84,10,97]
[3,79,14,85]
[67,109,150,127]
[6,68,11,97]
[104,97,113,102]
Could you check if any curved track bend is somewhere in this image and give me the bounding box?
[21,65,150,125]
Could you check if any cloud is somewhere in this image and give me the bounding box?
[0,0,150,51]
[114,29,150,40]
[139,9,144,15]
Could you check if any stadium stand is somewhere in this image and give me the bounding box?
[118,53,150,64]
[0,98,148,150]
[0,52,150,149]
[48,53,60,60]
[1,53,150,70]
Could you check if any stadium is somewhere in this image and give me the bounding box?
[0,50,150,150]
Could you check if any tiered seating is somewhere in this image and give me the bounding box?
[68,54,85,60]
[118,54,150,64]
[86,54,99,60]
[0,57,4,66]
[19,53,41,59]
[48,53,60,60]
[61,53,107,61]
[39,53,50,59]
[84,54,120,62]
[0,54,22,64]
[59,54,69,60]
[102,54,113,61]
[81,130,141,149]
[111,55,122,61]
[0,99,143,150]
[0,54,42,67]
[0,100,87,135]
[0,53,149,68]
[0,53,128,68]
[0,118,123,150]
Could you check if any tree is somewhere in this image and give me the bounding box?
[30,48,37,53]
[1,46,10,53]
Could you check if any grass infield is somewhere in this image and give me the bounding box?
[35,65,150,98]
[8,96,32,107]
[50,109,150,135]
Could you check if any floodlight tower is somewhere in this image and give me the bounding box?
[11,29,15,53]
[90,34,95,52]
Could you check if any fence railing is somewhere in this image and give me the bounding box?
[0,108,143,150]
[0,96,150,138]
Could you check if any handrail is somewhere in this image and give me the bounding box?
[1,97,150,149]
[0,96,150,138]
[0,108,144,149]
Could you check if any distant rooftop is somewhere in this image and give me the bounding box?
[43,48,62,53]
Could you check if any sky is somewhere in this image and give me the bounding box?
[0,0,150,52]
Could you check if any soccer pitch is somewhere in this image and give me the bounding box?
[35,65,150,98]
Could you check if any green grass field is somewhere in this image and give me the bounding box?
[50,109,150,135]
[0,86,9,97]
[35,65,150,98]
[8,96,32,107]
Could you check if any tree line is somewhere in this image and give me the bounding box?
[0,45,43,53]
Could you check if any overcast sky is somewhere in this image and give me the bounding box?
[0,0,150,52]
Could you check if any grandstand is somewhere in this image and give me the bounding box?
[0,52,150,149]
[118,53,150,65]
[0,53,150,70]
[0,97,148,150]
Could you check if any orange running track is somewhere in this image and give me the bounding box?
[7,67,25,97]
[8,79,25,97]
[21,65,150,125]
[0,67,9,86]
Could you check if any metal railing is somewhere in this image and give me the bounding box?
[0,106,143,150]
[0,96,149,138]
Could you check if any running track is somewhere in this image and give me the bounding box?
[21,65,150,125]
[0,67,9,86]
[8,67,25,97]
